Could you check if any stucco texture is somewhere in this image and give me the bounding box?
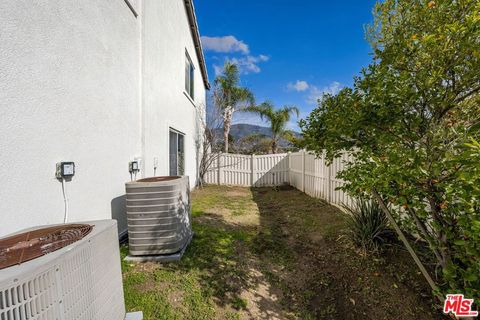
[0,0,207,237]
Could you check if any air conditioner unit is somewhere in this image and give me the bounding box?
[125,176,192,258]
[0,220,127,320]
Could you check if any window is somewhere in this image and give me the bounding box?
[185,52,194,100]
[169,129,185,176]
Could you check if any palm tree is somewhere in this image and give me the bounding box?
[214,62,255,153]
[246,102,299,153]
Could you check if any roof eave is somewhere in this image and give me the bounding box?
[184,0,211,90]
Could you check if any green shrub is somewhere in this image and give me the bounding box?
[300,0,480,298]
[344,199,390,254]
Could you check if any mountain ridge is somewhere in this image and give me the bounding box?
[228,123,301,140]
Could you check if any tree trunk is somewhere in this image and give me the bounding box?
[372,189,441,298]
[408,207,445,267]
[271,140,277,154]
[223,123,229,153]
[223,106,234,153]
[427,193,451,270]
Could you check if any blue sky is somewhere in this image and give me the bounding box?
[195,0,377,130]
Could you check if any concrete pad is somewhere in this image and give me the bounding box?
[125,311,143,320]
[124,233,193,262]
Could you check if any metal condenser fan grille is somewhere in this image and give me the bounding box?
[0,224,93,270]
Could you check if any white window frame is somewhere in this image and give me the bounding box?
[169,128,185,176]
[185,50,195,101]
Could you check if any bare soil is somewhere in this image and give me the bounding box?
[122,185,445,320]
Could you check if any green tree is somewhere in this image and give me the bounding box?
[235,133,272,155]
[214,62,255,153]
[246,102,299,153]
[300,0,480,297]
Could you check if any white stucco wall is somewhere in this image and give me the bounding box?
[0,0,207,237]
[141,1,206,188]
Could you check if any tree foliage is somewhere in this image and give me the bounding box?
[214,62,255,153]
[246,101,299,153]
[233,133,272,155]
[197,100,223,187]
[300,0,480,297]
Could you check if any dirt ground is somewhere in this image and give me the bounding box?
[122,185,445,319]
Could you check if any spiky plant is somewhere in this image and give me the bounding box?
[343,199,391,254]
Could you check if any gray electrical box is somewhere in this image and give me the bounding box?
[56,162,75,179]
[129,161,140,173]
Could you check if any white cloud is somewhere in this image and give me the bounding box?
[258,54,269,61]
[287,80,309,92]
[228,55,270,74]
[213,64,223,76]
[203,35,269,75]
[201,36,249,54]
[307,81,342,104]
[213,55,269,76]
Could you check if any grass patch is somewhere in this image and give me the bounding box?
[122,185,443,320]
[122,186,257,319]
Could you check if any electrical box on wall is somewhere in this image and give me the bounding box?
[129,156,142,174]
[56,162,75,179]
[129,161,139,173]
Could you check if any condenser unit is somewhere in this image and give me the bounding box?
[125,176,192,259]
[0,220,130,320]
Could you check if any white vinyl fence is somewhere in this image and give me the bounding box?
[289,151,354,208]
[205,151,353,207]
[204,153,289,187]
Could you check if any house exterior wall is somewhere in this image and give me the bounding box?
[141,0,206,188]
[0,0,207,237]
